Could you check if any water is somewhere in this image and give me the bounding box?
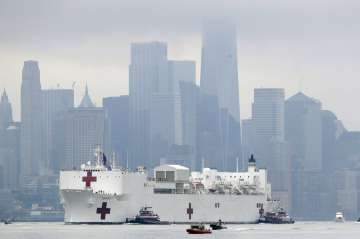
[1,222,360,239]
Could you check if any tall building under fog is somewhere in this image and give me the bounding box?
[175,61,198,169]
[42,89,74,174]
[199,20,241,171]
[252,88,290,209]
[164,61,198,169]
[252,89,285,144]
[129,42,168,169]
[0,91,19,189]
[129,43,197,169]
[65,86,107,169]
[285,92,322,172]
[20,60,43,182]
[0,90,13,130]
[285,92,324,218]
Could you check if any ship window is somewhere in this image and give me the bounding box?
[156,171,166,181]
[154,188,173,194]
[166,171,175,182]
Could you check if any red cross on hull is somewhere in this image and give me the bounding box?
[187,202,193,220]
[82,171,97,187]
[96,202,111,220]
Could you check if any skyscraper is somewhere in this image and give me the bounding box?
[149,59,198,168]
[285,92,323,217]
[0,89,13,130]
[0,123,20,189]
[42,89,74,174]
[251,88,286,170]
[65,86,107,169]
[150,61,197,165]
[252,88,285,145]
[129,42,168,169]
[199,19,241,171]
[0,91,18,189]
[174,61,199,170]
[285,92,322,172]
[321,110,345,174]
[252,88,289,209]
[20,60,43,182]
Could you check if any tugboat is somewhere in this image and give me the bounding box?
[127,206,163,224]
[186,224,212,234]
[258,208,295,224]
[335,212,345,222]
[210,219,227,230]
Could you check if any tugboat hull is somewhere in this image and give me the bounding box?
[186,229,212,234]
[258,217,294,224]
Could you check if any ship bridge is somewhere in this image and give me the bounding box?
[153,164,190,194]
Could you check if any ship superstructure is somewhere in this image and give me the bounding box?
[60,150,273,224]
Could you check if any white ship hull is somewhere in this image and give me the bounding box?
[61,189,266,223]
[60,156,272,224]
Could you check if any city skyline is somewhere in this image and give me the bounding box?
[1,1,360,130]
[1,1,360,223]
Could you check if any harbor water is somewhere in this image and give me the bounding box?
[1,221,360,239]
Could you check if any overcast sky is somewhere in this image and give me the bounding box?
[0,0,359,130]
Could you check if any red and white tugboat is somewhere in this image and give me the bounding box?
[186,224,212,234]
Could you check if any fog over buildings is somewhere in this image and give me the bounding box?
[0,0,360,221]
[1,0,360,130]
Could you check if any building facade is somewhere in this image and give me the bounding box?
[65,87,107,169]
[103,96,130,167]
[129,42,168,169]
[42,89,74,174]
[129,43,197,169]
[0,90,13,130]
[0,92,19,190]
[251,88,290,210]
[285,92,322,172]
[20,60,43,182]
[0,124,20,190]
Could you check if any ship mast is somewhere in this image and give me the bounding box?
[95,145,101,166]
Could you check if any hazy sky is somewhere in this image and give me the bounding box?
[0,0,360,130]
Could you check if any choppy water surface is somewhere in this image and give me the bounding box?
[1,222,360,239]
